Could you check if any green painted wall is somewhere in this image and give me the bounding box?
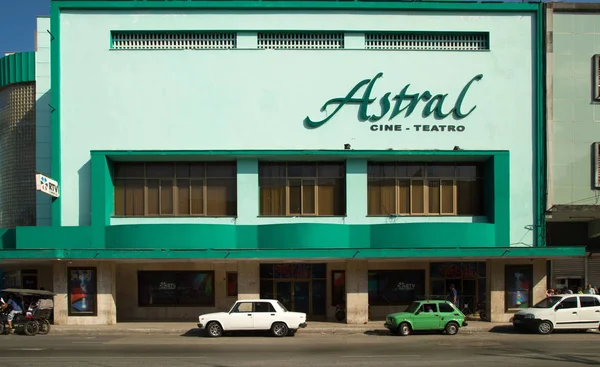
[0,52,35,89]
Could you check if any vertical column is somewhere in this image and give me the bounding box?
[52,261,68,325]
[52,262,117,325]
[489,259,547,323]
[238,261,260,299]
[345,260,368,324]
[345,159,367,224]
[236,159,259,224]
[98,262,117,325]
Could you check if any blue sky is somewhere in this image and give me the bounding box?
[3,0,600,56]
[0,0,50,55]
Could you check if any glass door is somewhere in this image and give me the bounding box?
[276,281,293,311]
[294,281,310,315]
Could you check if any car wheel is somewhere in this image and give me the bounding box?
[445,322,459,336]
[271,322,288,337]
[398,322,411,336]
[206,322,223,338]
[537,320,553,335]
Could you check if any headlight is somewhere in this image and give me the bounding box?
[524,314,535,319]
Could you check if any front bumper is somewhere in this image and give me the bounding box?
[384,322,395,330]
[197,323,204,329]
[512,318,537,329]
[462,321,468,327]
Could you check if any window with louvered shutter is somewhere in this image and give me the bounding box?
[365,32,489,51]
[257,32,344,50]
[594,55,600,101]
[111,31,237,50]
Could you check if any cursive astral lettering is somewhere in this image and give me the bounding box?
[304,73,483,128]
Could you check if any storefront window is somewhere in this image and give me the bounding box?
[331,271,345,306]
[367,162,485,216]
[258,162,345,216]
[68,267,97,316]
[429,262,487,313]
[505,265,533,311]
[114,162,237,217]
[138,271,215,307]
[368,270,425,306]
[226,272,238,297]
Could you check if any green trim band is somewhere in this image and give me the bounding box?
[51,1,540,12]
[0,246,585,260]
[0,52,35,90]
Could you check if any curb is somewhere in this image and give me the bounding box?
[49,325,497,335]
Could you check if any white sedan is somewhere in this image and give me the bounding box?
[198,299,307,337]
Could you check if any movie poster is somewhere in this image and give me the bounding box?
[68,268,97,316]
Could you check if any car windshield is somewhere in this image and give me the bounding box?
[533,296,563,308]
[406,302,420,313]
[228,303,238,313]
[277,301,288,312]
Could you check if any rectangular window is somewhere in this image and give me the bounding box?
[138,271,215,307]
[227,272,238,297]
[67,267,97,317]
[367,162,484,216]
[331,270,346,306]
[259,162,345,216]
[365,31,489,51]
[111,31,237,50]
[504,265,533,312]
[368,270,425,306]
[114,162,237,217]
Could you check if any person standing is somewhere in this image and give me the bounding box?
[584,284,596,294]
[447,284,459,307]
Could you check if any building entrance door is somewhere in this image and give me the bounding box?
[260,264,326,319]
[274,280,310,315]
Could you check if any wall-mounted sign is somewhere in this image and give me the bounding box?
[35,173,59,198]
[304,73,483,133]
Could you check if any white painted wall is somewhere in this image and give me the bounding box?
[58,10,536,246]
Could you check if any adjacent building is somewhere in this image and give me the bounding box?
[546,2,600,291]
[0,0,584,325]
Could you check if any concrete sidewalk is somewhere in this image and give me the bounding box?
[50,320,511,335]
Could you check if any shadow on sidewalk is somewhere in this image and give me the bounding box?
[180,329,298,338]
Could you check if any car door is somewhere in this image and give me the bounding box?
[252,301,277,330]
[438,302,459,327]
[411,303,440,331]
[553,296,579,329]
[227,302,254,330]
[576,296,600,328]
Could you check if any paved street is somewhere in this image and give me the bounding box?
[1,330,599,367]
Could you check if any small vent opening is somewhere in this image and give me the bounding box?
[258,32,344,50]
[365,32,489,51]
[111,31,237,50]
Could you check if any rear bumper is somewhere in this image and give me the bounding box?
[299,323,307,329]
[462,321,468,327]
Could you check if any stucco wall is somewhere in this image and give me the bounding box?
[58,10,536,246]
[550,12,600,206]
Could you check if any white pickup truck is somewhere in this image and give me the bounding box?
[198,299,307,337]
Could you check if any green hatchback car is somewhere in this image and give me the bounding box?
[384,300,468,336]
